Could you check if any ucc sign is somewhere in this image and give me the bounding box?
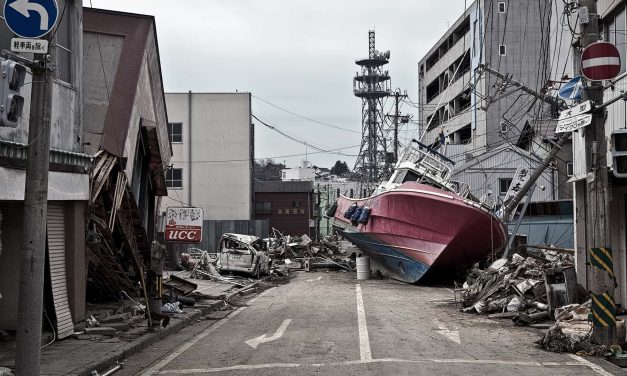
[165,207,204,243]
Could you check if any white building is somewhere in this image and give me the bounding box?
[161,92,254,220]
[281,160,315,181]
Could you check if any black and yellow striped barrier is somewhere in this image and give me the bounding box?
[589,247,616,280]
[590,292,616,327]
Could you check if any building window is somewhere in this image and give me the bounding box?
[604,7,626,74]
[282,171,286,179]
[166,168,183,189]
[499,45,506,56]
[168,122,183,143]
[292,201,300,208]
[255,201,272,215]
[500,122,508,133]
[498,2,506,13]
[472,20,478,57]
[567,162,574,176]
[499,178,512,195]
[56,0,73,84]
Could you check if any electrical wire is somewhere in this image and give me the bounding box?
[252,95,359,134]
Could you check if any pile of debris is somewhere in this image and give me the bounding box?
[267,232,354,272]
[460,246,578,326]
[540,301,603,354]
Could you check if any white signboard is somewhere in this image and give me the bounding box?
[555,113,593,134]
[558,100,592,120]
[165,207,204,243]
[503,165,531,205]
[10,37,48,53]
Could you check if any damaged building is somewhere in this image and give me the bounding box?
[0,0,90,338]
[82,8,171,302]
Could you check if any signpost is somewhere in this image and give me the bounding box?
[503,166,531,208]
[165,207,204,243]
[581,41,621,81]
[555,100,593,133]
[555,113,593,134]
[5,0,60,373]
[558,76,584,100]
[4,0,58,53]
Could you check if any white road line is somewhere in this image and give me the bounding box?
[306,276,322,282]
[140,288,276,376]
[432,318,460,344]
[355,284,372,361]
[160,357,589,374]
[245,319,292,349]
[568,354,616,376]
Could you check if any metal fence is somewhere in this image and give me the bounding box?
[161,219,270,264]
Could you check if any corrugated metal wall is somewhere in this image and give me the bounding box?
[47,203,74,339]
[452,149,556,203]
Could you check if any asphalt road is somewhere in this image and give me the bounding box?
[121,271,623,376]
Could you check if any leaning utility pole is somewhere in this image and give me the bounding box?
[579,0,616,345]
[15,48,55,374]
[478,64,569,221]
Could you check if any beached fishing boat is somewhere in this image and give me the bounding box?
[331,140,507,283]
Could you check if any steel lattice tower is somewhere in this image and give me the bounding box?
[353,31,391,194]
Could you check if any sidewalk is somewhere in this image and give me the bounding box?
[0,273,253,376]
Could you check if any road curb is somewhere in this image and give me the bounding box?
[71,300,225,376]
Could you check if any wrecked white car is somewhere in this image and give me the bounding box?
[216,233,271,278]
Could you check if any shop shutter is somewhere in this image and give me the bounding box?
[47,203,74,339]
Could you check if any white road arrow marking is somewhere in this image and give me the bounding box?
[245,319,291,349]
[9,0,49,30]
[433,318,460,344]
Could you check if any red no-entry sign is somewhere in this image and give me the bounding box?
[581,42,621,81]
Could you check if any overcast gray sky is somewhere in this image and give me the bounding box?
[86,0,468,169]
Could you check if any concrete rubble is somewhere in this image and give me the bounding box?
[459,245,627,357]
[460,246,577,321]
[266,232,355,273]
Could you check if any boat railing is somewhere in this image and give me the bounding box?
[400,141,454,186]
[449,180,471,199]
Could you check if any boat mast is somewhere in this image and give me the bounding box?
[477,64,569,221]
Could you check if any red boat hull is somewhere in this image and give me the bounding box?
[333,182,507,283]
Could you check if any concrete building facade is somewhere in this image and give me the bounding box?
[254,181,314,237]
[0,0,90,336]
[161,93,254,221]
[417,0,573,204]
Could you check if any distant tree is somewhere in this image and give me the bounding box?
[330,160,350,176]
[254,159,285,181]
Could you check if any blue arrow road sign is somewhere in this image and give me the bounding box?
[3,0,58,39]
[558,76,584,100]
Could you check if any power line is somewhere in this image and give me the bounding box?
[252,95,359,134]
[252,114,357,157]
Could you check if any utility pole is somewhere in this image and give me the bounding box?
[386,90,409,163]
[387,90,408,163]
[478,64,569,220]
[579,0,616,345]
[15,47,55,373]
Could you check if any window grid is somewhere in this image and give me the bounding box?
[168,122,183,143]
[166,168,183,189]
